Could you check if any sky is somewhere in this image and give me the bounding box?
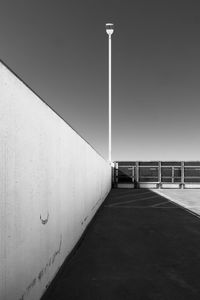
[1,0,200,161]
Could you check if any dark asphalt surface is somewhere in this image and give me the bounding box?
[42,189,200,300]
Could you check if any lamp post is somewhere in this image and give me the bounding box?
[106,23,114,163]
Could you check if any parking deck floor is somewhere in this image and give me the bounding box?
[42,189,200,300]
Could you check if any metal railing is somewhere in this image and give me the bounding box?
[113,161,200,188]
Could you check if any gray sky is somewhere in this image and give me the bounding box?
[1,0,200,161]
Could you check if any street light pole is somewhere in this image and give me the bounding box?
[106,23,114,163]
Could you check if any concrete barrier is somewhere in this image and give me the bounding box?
[0,61,111,300]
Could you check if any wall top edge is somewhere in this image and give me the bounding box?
[0,59,108,164]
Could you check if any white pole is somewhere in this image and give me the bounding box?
[108,34,112,163]
[106,23,114,163]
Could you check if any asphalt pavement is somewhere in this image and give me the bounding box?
[42,188,200,300]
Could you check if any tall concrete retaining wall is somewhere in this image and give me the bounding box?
[0,62,111,300]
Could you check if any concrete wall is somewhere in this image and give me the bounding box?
[0,62,111,300]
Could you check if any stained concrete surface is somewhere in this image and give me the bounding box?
[0,62,111,300]
[42,189,200,300]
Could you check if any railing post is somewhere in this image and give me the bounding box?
[112,162,115,187]
[181,161,184,189]
[132,165,135,186]
[116,162,118,186]
[136,162,139,188]
[172,167,174,184]
[158,161,161,188]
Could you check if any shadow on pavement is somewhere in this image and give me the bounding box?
[42,188,200,300]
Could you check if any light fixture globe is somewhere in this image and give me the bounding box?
[106,23,114,35]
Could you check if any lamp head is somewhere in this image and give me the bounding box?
[106,23,114,35]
